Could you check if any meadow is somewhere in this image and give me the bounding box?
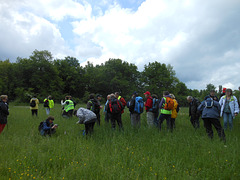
[0,104,239,180]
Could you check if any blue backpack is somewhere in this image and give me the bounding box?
[134,96,144,114]
[152,98,159,113]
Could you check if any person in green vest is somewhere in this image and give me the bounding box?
[61,95,75,118]
[43,95,54,115]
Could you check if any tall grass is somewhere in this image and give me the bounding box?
[0,104,239,179]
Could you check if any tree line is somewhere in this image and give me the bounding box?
[0,50,233,106]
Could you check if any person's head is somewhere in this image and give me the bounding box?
[110,94,115,99]
[115,92,120,98]
[239,86,240,91]
[33,94,37,98]
[163,91,169,96]
[152,94,158,99]
[107,95,111,100]
[0,95,8,103]
[187,96,193,103]
[89,93,95,100]
[96,94,102,100]
[225,88,232,97]
[48,95,52,100]
[144,91,151,98]
[132,91,138,97]
[210,90,215,96]
[170,94,175,99]
[65,96,71,100]
[47,116,54,123]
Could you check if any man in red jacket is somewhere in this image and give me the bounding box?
[144,91,154,127]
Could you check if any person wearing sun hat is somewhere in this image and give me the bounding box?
[144,91,154,127]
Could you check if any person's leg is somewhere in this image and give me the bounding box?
[203,118,213,139]
[166,115,171,131]
[131,113,137,127]
[62,111,69,118]
[96,113,100,126]
[158,114,165,131]
[137,113,141,128]
[0,124,6,134]
[190,117,195,128]
[222,113,228,130]
[228,113,233,130]
[89,122,95,134]
[85,123,90,135]
[46,108,50,115]
[116,114,123,130]
[154,112,159,127]
[195,117,200,128]
[68,110,73,117]
[147,112,154,127]
[171,118,175,129]
[212,118,226,141]
[31,110,34,116]
[35,110,38,116]
[110,115,116,129]
[105,112,109,123]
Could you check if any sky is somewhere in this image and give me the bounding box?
[0,0,240,90]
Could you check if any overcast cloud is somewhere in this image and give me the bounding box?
[0,0,240,90]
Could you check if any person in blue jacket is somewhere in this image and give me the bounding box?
[198,98,225,141]
[39,116,58,136]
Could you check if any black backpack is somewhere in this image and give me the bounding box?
[30,100,36,107]
[44,99,49,107]
[38,121,44,132]
[90,99,100,114]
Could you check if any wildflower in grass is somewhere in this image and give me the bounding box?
[84,163,86,166]
[63,177,64,179]
[50,159,52,161]
[226,160,228,162]
[155,173,157,176]
[14,171,16,173]
[27,174,29,176]
[132,152,134,154]
[208,151,211,154]
[173,165,175,168]
[33,177,36,179]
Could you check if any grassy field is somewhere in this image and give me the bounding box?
[0,104,239,180]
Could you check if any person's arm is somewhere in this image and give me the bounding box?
[197,102,204,113]
[61,100,66,106]
[233,96,239,115]
[120,97,127,107]
[158,98,164,109]
[0,103,9,115]
[42,122,51,131]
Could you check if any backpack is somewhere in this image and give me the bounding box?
[44,99,49,107]
[90,99,100,114]
[38,121,44,132]
[109,99,122,114]
[176,104,180,113]
[151,98,159,113]
[134,96,144,114]
[164,97,174,110]
[30,100,36,107]
[205,98,214,108]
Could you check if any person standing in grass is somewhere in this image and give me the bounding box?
[219,88,239,130]
[144,91,154,127]
[74,108,97,135]
[170,94,179,129]
[30,95,39,116]
[61,95,75,118]
[104,95,111,123]
[0,95,9,134]
[158,91,174,131]
[43,95,54,115]
[187,96,201,129]
[87,94,101,125]
[204,90,219,101]
[198,97,225,141]
[39,116,58,136]
[107,94,124,130]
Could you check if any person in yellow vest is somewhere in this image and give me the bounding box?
[43,95,54,115]
[61,96,75,118]
[170,94,179,129]
[30,95,39,116]
[158,91,174,132]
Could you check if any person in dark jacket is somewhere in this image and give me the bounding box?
[87,94,101,126]
[129,91,141,128]
[75,108,97,135]
[204,90,219,101]
[198,98,225,141]
[187,96,201,129]
[107,94,124,130]
[39,116,58,136]
[0,95,9,134]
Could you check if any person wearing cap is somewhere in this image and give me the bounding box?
[104,95,111,123]
[128,91,142,128]
[219,88,239,130]
[144,91,154,127]
[204,90,219,102]
[39,116,58,136]
[0,95,9,134]
[219,88,226,99]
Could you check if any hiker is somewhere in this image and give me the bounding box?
[219,88,226,99]
[150,94,160,127]
[87,94,101,125]
[144,91,154,127]
[104,95,111,123]
[115,92,127,114]
[74,108,97,135]
[238,86,240,106]
[30,95,39,116]
[158,91,174,131]
[198,97,225,141]
[43,95,54,115]
[128,91,144,128]
[204,90,219,101]
[39,116,58,136]
[219,89,239,130]
[107,94,124,130]
[170,94,179,129]
[0,95,9,134]
[61,96,75,118]
[187,96,201,129]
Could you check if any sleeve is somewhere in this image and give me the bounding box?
[87,101,92,110]
[219,97,223,106]
[197,102,204,112]
[0,103,9,116]
[158,98,164,109]
[233,96,239,114]
[120,98,127,107]
[129,98,135,112]
[42,122,51,130]
[61,100,66,106]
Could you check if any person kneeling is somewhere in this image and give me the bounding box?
[39,116,58,136]
[74,108,97,135]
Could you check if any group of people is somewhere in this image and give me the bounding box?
[0,87,239,140]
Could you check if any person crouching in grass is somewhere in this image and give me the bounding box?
[39,116,58,136]
[74,108,97,135]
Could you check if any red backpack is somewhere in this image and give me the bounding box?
[109,99,122,114]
